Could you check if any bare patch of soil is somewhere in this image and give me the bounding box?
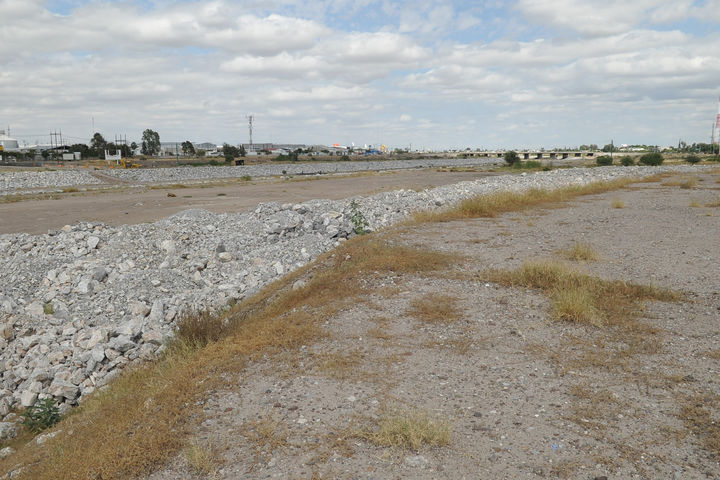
[145,171,719,479]
[0,168,499,235]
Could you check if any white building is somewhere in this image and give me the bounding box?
[0,130,19,151]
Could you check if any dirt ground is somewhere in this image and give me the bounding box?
[144,171,720,479]
[0,168,501,235]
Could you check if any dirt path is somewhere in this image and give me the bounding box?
[149,171,720,479]
[0,169,498,235]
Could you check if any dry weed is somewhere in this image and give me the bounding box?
[705,196,720,207]
[358,408,451,450]
[412,178,636,224]
[406,294,463,323]
[483,259,681,328]
[183,441,219,476]
[611,198,625,208]
[560,242,600,262]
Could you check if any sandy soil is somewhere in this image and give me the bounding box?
[0,168,500,235]
[146,171,720,479]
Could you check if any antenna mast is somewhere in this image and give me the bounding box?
[246,115,254,148]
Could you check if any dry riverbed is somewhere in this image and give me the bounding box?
[142,171,720,479]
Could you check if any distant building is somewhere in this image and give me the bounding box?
[0,130,19,151]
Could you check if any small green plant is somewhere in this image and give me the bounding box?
[240,175,252,181]
[22,398,61,433]
[620,156,634,166]
[596,155,613,166]
[349,200,370,235]
[43,302,54,315]
[639,152,664,166]
[685,154,701,164]
[504,151,520,166]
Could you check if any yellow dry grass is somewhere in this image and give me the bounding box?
[706,196,720,207]
[483,259,681,328]
[357,408,451,450]
[611,198,625,208]
[183,441,219,476]
[406,294,463,323]
[559,242,600,262]
[411,178,637,224]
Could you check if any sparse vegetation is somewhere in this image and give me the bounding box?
[413,178,636,223]
[358,407,451,450]
[483,259,681,328]
[406,294,462,323]
[662,177,696,189]
[2,236,458,480]
[706,196,720,207]
[183,442,218,476]
[21,398,61,434]
[560,242,600,262]
[349,200,370,235]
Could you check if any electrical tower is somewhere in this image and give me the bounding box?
[246,115,254,148]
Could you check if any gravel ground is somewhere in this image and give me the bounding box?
[0,158,505,195]
[1,164,717,479]
[148,168,720,480]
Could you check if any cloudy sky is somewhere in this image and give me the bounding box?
[1,0,719,149]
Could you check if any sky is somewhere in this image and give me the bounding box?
[1,0,719,150]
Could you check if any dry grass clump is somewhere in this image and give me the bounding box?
[240,413,289,459]
[314,350,365,381]
[611,198,625,208]
[679,393,720,458]
[2,236,458,480]
[483,259,681,328]
[412,178,636,223]
[662,177,697,189]
[406,294,463,323]
[183,441,219,476]
[705,196,720,207]
[689,199,702,207]
[358,408,451,450]
[560,242,600,262]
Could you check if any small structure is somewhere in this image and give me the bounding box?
[105,150,122,162]
[0,130,19,151]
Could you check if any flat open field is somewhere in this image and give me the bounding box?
[139,170,719,479]
[0,168,499,235]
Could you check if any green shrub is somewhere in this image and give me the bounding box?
[596,155,613,166]
[349,200,370,235]
[340,154,351,161]
[43,303,54,315]
[504,151,520,166]
[22,398,61,433]
[639,152,664,166]
[620,156,634,166]
[685,154,701,164]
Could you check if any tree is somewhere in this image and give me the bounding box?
[90,132,106,150]
[504,151,520,165]
[238,145,246,157]
[181,141,195,156]
[130,141,138,152]
[141,129,161,156]
[222,143,239,162]
[602,143,617,153]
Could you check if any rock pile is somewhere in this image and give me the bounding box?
[0,164,706,440]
